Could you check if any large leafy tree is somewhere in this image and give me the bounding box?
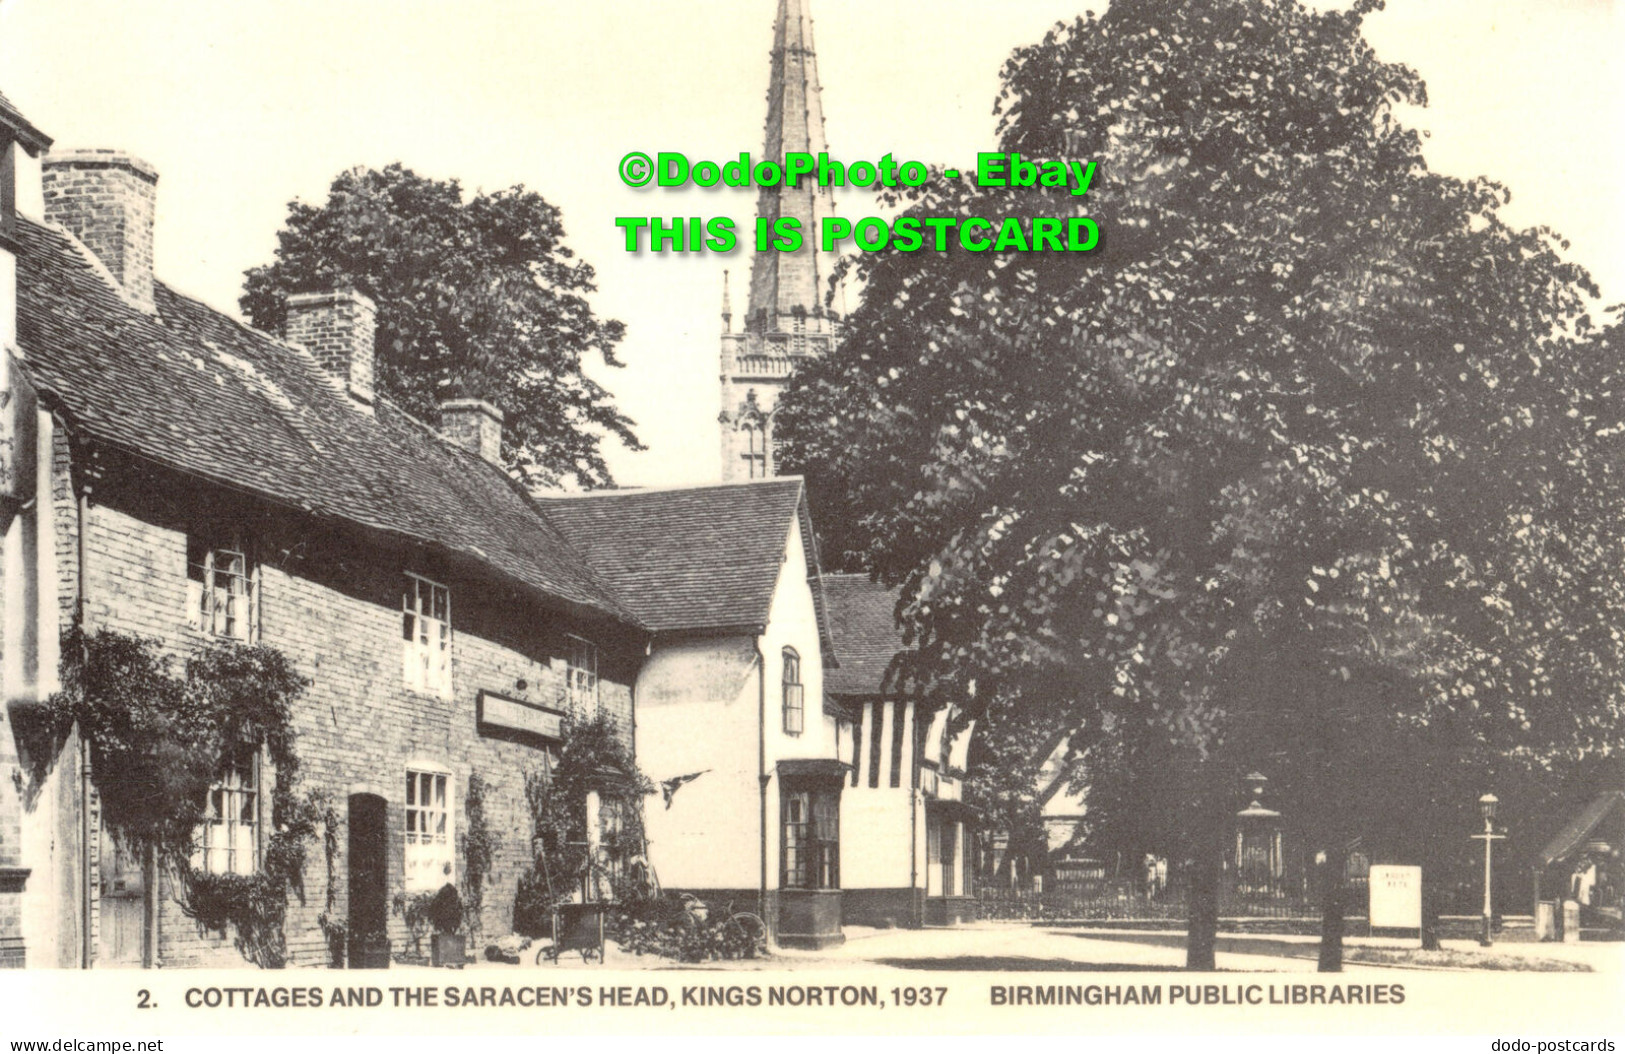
[778,0,1625,968]
[243,164,640,489]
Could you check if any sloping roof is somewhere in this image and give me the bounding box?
[13,216,632,624]
[0,90,51,154]
[543,478,828,641]
[1539,790,1625,867]
[822,573,906,696]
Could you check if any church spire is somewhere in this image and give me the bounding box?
[744,0,836,333]
[719,0,840,483]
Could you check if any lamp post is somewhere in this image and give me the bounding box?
[1471,793,1504,947]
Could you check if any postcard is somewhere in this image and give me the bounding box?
[0,0,1620,1044]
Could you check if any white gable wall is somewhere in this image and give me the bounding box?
[758,514,836,891]
[637,635,760,891]
[635,512,836,895]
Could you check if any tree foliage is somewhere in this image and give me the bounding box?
[242,164,640,489]
[778,0,1625,963]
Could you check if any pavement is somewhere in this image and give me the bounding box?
[452,921,1625,973]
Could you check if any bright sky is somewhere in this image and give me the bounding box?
[1,0,1619,488]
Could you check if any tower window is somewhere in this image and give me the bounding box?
[742,422,769,479]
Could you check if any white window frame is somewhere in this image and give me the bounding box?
[404,765,454,893]
[403,573,452,697]
[565,635,599,715]
[191,744,261,876]
[782,648,804,735]
[189,537,257,641]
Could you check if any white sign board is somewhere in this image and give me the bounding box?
[1369,865,1423,929]
[478,691,564,742]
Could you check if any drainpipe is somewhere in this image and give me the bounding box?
[76,487,91,969]
[754,638,768,926]
[909,704,919,925]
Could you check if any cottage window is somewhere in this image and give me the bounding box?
[781,786,839,889]
[404,768,453,892]
[188,538,255,641]
[403,575,451,696]
[782,648,803,735]
[566,636,599,714]
[191,744,259,876]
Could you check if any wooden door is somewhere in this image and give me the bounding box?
[96,824,146,967]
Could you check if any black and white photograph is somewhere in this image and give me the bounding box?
[0,0,1620,1042]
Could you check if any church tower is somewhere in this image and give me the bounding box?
[719,0,839,481]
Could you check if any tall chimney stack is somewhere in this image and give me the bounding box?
[439,399,504,465]
[41,150,158,312]
[286,288,376,408]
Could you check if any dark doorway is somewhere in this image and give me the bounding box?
[346,793,389,968]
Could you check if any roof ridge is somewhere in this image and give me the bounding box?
[540,475,804,500]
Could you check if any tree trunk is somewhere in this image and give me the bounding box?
[1186,851,1220,970]
[1317,845,1347,972]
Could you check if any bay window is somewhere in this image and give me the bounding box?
[781,785,839,890]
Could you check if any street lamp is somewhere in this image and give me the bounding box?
[1472,793,1504,946]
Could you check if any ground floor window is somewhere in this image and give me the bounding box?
[191,744,259,875]
[405,768,453,892]
[781,785,839,890]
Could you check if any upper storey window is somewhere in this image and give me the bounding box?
[404,574,452,696]
[189,537,256,641]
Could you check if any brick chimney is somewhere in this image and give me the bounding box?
[41,150,158,312]
[439,399,503,465]
[285,288,376,408]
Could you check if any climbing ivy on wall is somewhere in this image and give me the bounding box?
[513,713,653,937]
[48,626,331,968]
[461,771,500,942]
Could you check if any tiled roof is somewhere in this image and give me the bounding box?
[12,216,633,624]
[1539,790,1625,867]
[543,479,826,638]
[822,573,907,696]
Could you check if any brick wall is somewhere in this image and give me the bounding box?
[285,289,376,400]
[73,453,639,968]
[40,152,157,312]
[438,400,502,464]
